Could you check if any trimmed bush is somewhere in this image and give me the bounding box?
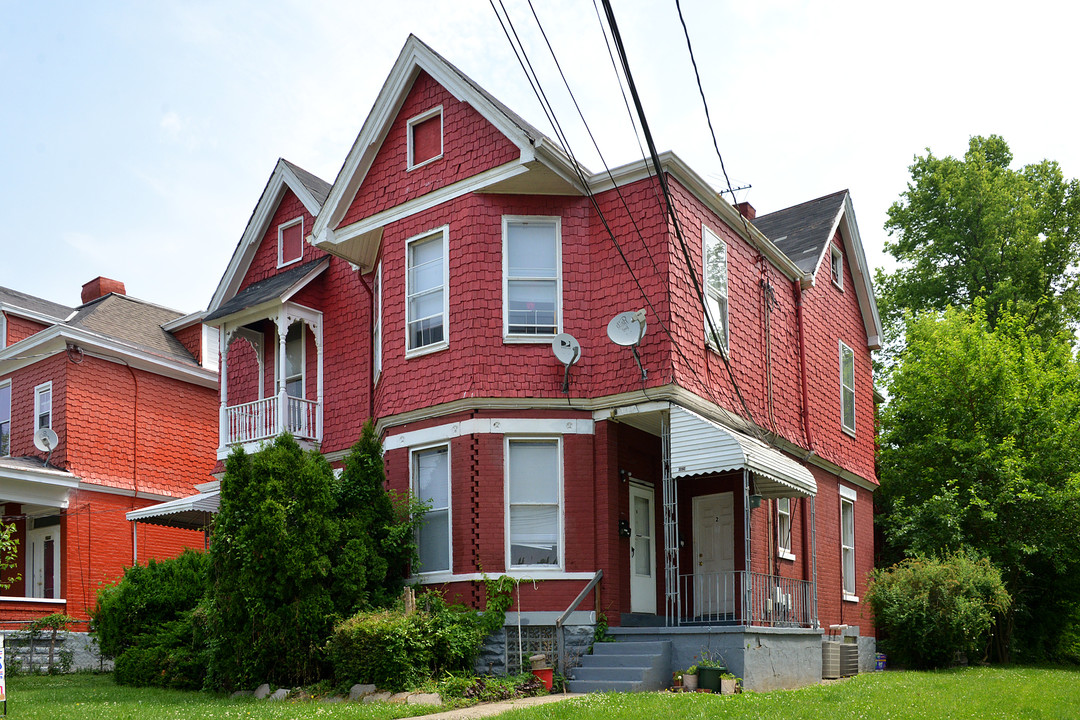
[92,549,209,660]
[867,553,1011,669]
[113,609,208,690]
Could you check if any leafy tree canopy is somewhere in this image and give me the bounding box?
[876,135,1080,369]
[877,303,1080,660]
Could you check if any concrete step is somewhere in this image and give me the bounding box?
[566,679,653,693]
[568,639,671,693]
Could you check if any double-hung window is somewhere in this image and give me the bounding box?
[777,497,794,560]
[503,217,560,338]
[34,382,52,431]
[406,228,448,354]
[413,445,450,574]
[840,485,857,600]
[840,341,856,435]
[0,381,10,456]
[703,225,729,352]
[506,438,561,568]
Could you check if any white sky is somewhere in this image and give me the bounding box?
[2,0,1078,313]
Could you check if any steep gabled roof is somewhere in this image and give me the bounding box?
[204,257,329,323]
[206,158,330,315]
[0,285,74,322]
[754,190,848,275]
[756,190,882,349]
[66,293,197,366]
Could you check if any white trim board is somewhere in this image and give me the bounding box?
[384,417,595,451]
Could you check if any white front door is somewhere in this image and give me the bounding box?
[692,492,734,618]
[628,484,656,614]
[27,525,61,599]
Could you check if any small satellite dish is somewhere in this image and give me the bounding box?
[34,427,58,453]
[606,310,647,347]
[34,427,59,467]
[552,333,581,366]
[552,333,582,394]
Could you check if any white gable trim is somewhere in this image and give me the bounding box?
[207,159,325,315]
[313,35,580,245]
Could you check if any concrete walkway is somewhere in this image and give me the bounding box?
[420,692,585,719]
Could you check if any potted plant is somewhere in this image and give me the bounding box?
[683,665,699,691]
[695,651,727,692]
[719,673,740,695]
[672,670,683,689]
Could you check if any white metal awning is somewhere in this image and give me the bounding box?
[126,489,220,530]
[668,406,816,498]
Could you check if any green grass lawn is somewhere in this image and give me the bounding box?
[495,666,1080,720]
[7,666,1080,720]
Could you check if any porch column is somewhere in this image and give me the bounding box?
[218,325,229,451]
[811,496,818,628]
[313,318,324,442]
[275,313,288,435]
[743,469,751,624]
[661,410,679,626]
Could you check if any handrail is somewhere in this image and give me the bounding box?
[556,568,603,674]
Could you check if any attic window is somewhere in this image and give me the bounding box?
[408,107,443,170]
[830,245,843,290]
[279,217,304,268]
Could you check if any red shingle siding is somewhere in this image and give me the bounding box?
[239,188,325,292]
[5,315,52,345]
[172,324,203,364]
[339,71,520,227]
[1,353,67,464]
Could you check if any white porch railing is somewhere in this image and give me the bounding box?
[676,571,814,628]
[222,394,321,446]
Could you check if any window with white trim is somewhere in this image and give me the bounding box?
[413,444,450,573]
[777,497,794,559]
[703,225,728,352]
[278,217,304,268]
[507,438,561,568]
[840,341,856,435]
[830,244,844,290]
[840,486,857,600]
[373,263,382,380]
[34,382,52,432]
[0,380,10,457]
[406,228,448,353]
[408,107,443,169]
[503,217,560,338]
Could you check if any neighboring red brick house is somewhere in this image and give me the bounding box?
[0,279,219,634]
[197,36,882,690]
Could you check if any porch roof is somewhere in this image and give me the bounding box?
[204,257,327,323]
[669,406,816,498]
[126,489,220,530]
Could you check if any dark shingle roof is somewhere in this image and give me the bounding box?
[66,294,198,366]
[205,258,327,322]
[282,159,331,206]
[0,286,73,320]
[753,190,848,275]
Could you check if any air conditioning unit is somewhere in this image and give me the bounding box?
[822,638,859,679]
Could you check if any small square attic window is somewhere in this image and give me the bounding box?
[830,244,843,290]
[408,107,443,169]
[279,218,304,267]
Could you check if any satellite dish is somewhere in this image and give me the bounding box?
[34,428,58,453]
[606,310,647,347]
[552,333,582,366]
[34,427,59,467]
[552,333,582,394]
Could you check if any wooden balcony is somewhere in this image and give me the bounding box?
[220,391,321,452]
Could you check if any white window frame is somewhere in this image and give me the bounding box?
[505,436,564,570]
[502,216,562,341]
[407,106,443,170]
[703,224,729,353]
[412,442,451,575]
[840,341,856,436]
[405,226,449,357]
[777,497,795,561]
[373,263,382,382]
[27,521,62,600]
[277,216,304,268]
[0,379,11,457]
[277,323,305,399]
[34,381,52,432]
[830,244,844,290]
[840,484,858,601]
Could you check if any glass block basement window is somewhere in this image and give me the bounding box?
[506,625,557,674]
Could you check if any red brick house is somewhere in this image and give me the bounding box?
[0,279,219,639]
[198,36,881,690]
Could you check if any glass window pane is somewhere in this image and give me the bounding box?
[509,506,558,565]
[416,447,449,508]
[508,223,557,277]
[705,230,727,297]
[418,508,449,572]
[0,384,10,423]
[508,442,558,503]
[508,281,556,333]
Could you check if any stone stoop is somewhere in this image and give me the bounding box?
[566,640,672,693]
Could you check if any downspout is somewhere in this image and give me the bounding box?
[356,270,375,421]
[794,281,814,451]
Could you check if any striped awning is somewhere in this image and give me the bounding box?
[126,489,220,530]
[669,406,816,498]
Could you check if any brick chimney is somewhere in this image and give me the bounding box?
[81,277,126,304]
[735,202,756,220]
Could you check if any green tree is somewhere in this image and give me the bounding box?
[0,521,19,589]
[878,303,1080,661]
[877,135,1080,371]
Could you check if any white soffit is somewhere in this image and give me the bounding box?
[668,406,816,498]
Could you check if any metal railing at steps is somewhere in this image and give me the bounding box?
[555,569,603,674]
[675,570,814,628]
